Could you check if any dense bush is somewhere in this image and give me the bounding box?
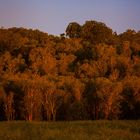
[0,20,140,121]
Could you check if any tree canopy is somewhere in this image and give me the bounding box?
[0,20,140,121]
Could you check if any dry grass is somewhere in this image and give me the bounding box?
[0,120,140,140]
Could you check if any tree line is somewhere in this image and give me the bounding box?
[0,20,140,121]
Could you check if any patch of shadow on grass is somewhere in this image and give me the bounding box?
[130,128,140,134]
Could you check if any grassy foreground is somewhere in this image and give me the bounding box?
[0,120,140,140]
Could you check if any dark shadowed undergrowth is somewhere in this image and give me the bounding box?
[0,120,140,140]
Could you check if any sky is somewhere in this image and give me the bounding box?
[0,0,140,35]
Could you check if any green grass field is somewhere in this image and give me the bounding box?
[0,120,140,140]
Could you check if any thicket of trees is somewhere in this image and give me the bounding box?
[0,20,140,121]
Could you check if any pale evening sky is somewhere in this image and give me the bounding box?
[0,0,140,35]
